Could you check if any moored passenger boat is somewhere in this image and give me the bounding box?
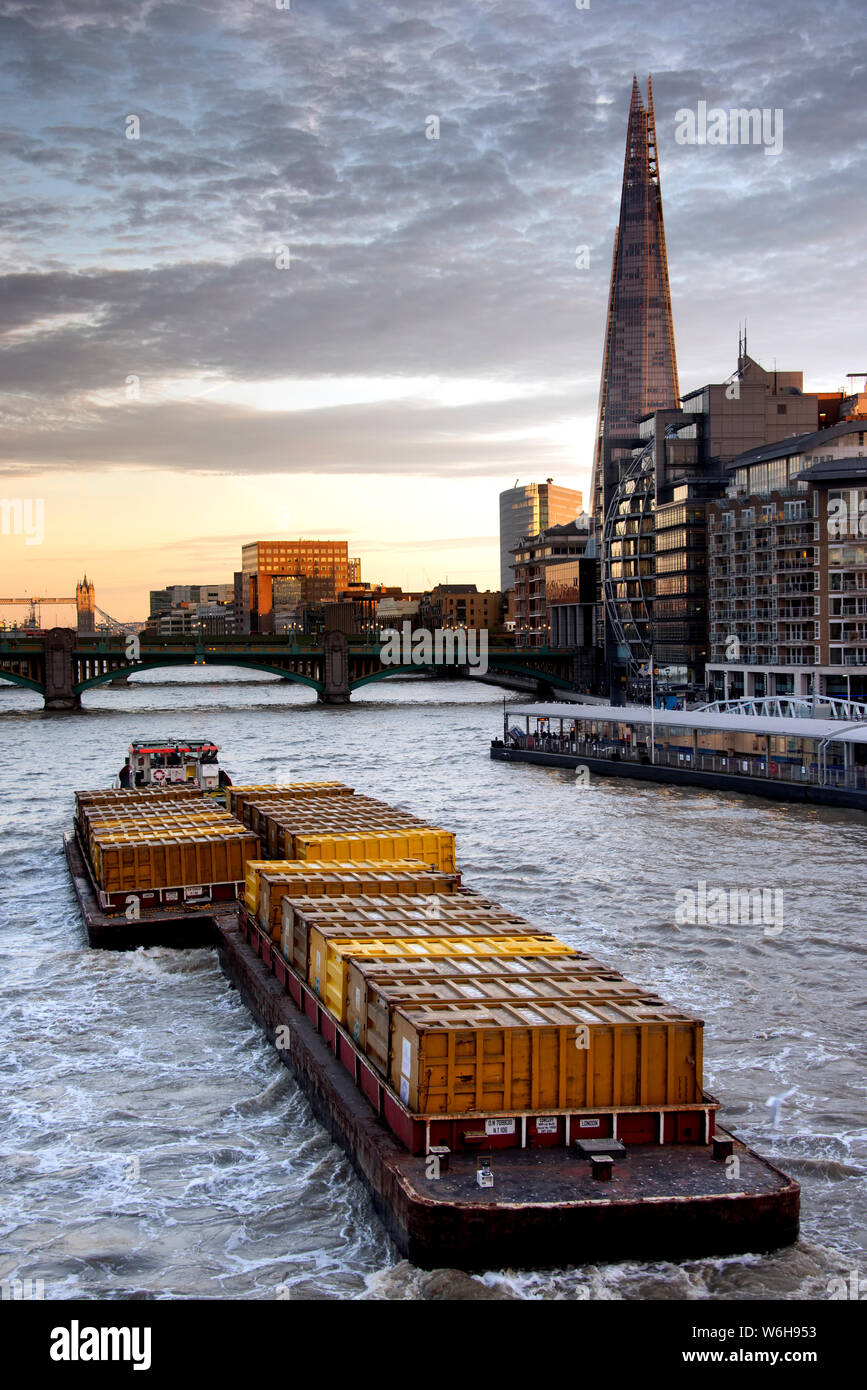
[492,702,867,808]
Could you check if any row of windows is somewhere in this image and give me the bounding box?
[828,545,867,567]
[656,553,707,574]
[656,504,705,528]
[730,458,808,494]
[656,528,706,552]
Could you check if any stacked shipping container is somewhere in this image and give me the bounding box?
[237,787,708,1148]
[75,779,710,1150]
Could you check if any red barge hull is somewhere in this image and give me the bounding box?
[218,916,800,1268]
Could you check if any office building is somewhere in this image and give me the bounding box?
[420,585,505,633]
[499,481,583,591]
[602,351,841,686]
[241,540,350,634]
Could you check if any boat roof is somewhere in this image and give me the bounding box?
[129,738,219,754]
[509,703,867,744]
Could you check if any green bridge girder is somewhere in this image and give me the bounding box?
[73,658,324,695]
[0,631,580,707]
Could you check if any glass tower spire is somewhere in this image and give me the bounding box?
[590,75,680,532]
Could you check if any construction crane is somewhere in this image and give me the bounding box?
[0,596,76,628]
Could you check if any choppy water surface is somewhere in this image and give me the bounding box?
[0,670,864,1300]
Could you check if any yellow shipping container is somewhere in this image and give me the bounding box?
[344,950,613,995]
[76,787,204,813]
[87,814,232,838]
[282,892,524,927]
[389,1000,703,1115]
[243,858,461,916]
[284,892,537,976]
[256,868,460,936]
[90,826,252,859]
[294,829,456,874]
[84,805,232,820]
[296,931,569,1020]
[226,783,354,819]
[89,820,251,836]
[344,961,666,1059]
[82,802,211,819]
[285,897,532,963]
[95,832,259,893]
[88,821,238,862]
[341,950,614,1017]
[305,915,547,1011]
[265,814,430,859]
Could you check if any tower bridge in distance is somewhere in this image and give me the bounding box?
[0,628,586,709]
[0,575,128,634]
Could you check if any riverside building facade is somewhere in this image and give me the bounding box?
[706,417,867,704]
[604,353,826,689]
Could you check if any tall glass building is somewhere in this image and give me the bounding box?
[590,75,680,535]
[498,480,583,591]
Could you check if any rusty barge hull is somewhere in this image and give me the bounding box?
[215,919,800,1270]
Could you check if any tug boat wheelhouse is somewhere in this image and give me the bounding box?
[119,737,229,793]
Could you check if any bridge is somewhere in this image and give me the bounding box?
[699,694,867,721]
[0,628,591,709]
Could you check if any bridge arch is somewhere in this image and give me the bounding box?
[483,661,575,690]
[0,669,44,694]
[349,662,575,693]
[74,657,323,695]
[350,664,429,690]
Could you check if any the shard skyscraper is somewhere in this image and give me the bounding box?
[590,75,680,538]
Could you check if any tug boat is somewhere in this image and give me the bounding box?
[62,743,801,1270]
[65,736,241,947]
[117,737,230,793]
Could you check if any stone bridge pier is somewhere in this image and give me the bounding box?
[320,630,350,704]
[43,628,81,711]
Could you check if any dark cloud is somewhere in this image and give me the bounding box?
[0,0,864,478]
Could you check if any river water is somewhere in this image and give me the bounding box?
[0,671,864,1301]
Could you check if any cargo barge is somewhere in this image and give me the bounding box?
[63,740,800,1269]
[493,703,867,809]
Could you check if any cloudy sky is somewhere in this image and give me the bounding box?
[1,0,865,618]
